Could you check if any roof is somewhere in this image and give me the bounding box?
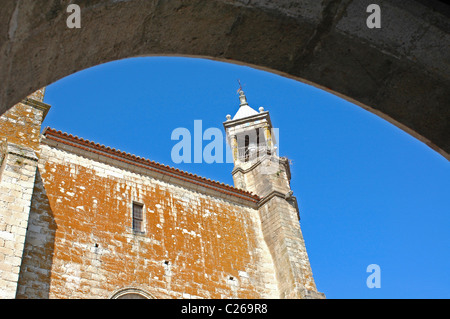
[232,104,259,120]
[42,127,260,203]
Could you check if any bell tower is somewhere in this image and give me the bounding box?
[223,88,324,299]
[224,89,289,197]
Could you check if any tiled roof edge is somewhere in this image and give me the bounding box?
[42,127,260,203]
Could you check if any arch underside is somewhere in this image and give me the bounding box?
[0,0,449,159]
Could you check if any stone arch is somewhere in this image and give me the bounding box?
[110,287,155,299]
[1,0,449,159]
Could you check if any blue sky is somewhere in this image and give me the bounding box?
[42,57,450,299]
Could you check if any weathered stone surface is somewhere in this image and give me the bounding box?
[0,96,48,298]
[0,0,449,158]
[0,144,39,298]
[15,142,279,299]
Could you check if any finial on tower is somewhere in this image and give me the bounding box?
[237,80,248,106]
[237,79,243,93]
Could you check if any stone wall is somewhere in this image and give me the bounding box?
[0,97,49,298]
[16,142,279,299]
[259,195,320,299]
[0,99,46,153]
[232,156,322,299]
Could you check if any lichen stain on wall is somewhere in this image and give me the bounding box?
[0,103,43,152]
[17,145,277,299]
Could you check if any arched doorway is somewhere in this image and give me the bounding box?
[110,288,155,299]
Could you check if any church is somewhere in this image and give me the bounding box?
[0,88,324,299]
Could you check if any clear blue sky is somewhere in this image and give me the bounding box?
[42,57,449,299]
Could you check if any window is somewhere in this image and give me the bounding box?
[244,135,250,161]
[132,202,144,234]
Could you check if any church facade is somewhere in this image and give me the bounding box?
[0,88,324,299]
